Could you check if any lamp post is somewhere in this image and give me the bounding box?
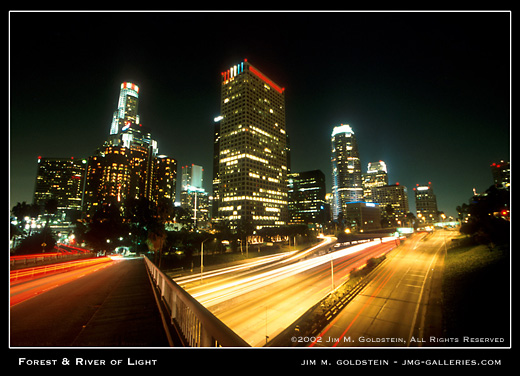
[201,238,209,283]
[330,254,335,292]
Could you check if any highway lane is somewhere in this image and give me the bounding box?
[310,230,455,347]
[10,257,115,306]
[10,258,170,347]
[177,236,400,347]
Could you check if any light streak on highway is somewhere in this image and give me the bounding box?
[174,250,298,285]
[10,257,116,306]
[176,235,400,346]
[189,237,397,307]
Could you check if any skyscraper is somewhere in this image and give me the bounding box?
[33,157,86,221]
[331,124,363,219]
[490,160,510,189]
[363,161,389,202]
[181,164,209,227]
[110,82,140,136]
[414,182,438,223]
[82,82,175,218]
[215,60,289,230]
[287,170,327,227]
[372,183,410,226]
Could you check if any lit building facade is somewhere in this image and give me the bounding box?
[82,82,175,218]
[151,155,177,204]
[371,184,410,226]
[110,82,140,135]
[33,157,87,220]
[180,164,209,227]
[491,160,510,189]
[215,60,288,230]
[331,124,363,219]
[343,202,381,231]
[414,182,438,223]
[287,170,327,227]
[363,161,389,202]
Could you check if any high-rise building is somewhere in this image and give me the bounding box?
[82,145,133,216]
[181,164,204,191]
[414,182,438,223]
[343,202,381,231]
[363,161,389,202]
[287,170,327,227]
[215,60,289,230]
[372,183,410,226]
[180,164,209,227]
[107,82,158,156]
[82,82,174,218]
[110,82,140,136]
[33,157,87,221]
[490,160,510,189]
[151,155,177,204]
[331,124,363,219]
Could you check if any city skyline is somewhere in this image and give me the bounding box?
[9,11,511,218]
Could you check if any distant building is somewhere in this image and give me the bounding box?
[331,124,363,220]
[214,60,289,230]
[287,170,327,228]
[33,156,86,221]
[82,82,176,218]
[343,202,381,232]
[180,164,209,227]
[363,161,389,202]
[414,182,438,223]
[490,160,510,189]
[151,156,177,204]
[371,184,410,226]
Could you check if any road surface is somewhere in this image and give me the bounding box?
[310,230,455,347]
[10,258,171,347]
[175,236,400,346]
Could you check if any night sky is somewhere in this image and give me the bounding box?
[9,11,511,218]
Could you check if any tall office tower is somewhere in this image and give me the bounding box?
[181,164,204,191]
[180,164,209,227]
[363,161,389,202]
[82,82,174,218]
[331,124,363,219]
[490,160,510,189]
[216,60,288,230]
[212,116,222,219]
[287,170,327,227]
[414,182,438,223]
[33,157,87,221]
[150,155,177,204]
[107,82,158,156]
[110,82,140,135]
[372,184,410,225]
[82,145,133,217]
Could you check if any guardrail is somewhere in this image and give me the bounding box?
[10,252,97,268]
[143,255,250,347]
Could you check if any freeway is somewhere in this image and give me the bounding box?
[10,257,171,347]
[175,236,400,347]
[310,230,456,347]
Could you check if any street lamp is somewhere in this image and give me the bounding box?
[201,238,210,283]
[330,254,335,292]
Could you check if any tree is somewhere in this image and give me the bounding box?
[84,203,127,251]
[43,198,59,225]
[406,212,417,228]
[459,185,510,247]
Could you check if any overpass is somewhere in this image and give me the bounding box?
[9,254,249,347]
[10,236,392,347]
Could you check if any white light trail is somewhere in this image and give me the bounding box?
[191,237,398,307]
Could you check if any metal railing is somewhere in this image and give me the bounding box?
[143,255,250,347]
